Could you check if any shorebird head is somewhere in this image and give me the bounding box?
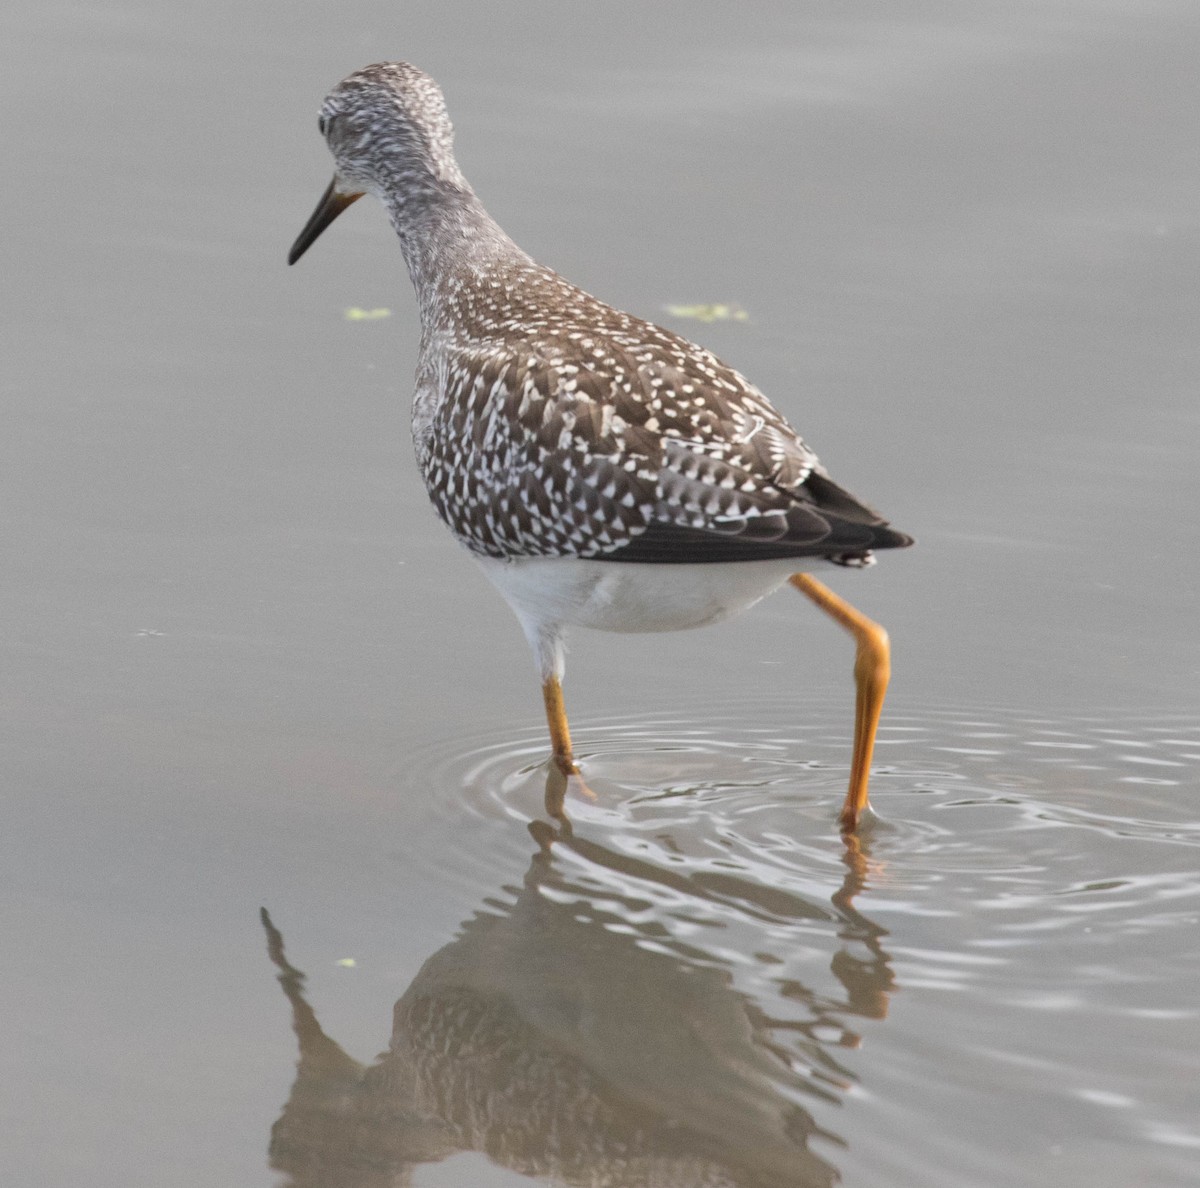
[288,62,468,265]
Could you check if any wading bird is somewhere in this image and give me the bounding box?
[289,63,912,830]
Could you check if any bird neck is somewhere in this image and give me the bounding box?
[383,181,531,330]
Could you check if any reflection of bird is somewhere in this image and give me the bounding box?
[261,815,893,1187]
[288,63,913,829]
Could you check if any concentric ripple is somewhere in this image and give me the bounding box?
[407,697,1198,844]
[398,696,1200,943]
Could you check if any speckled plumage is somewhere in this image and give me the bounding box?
[298,62,911,570]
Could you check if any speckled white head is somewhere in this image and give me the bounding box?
[320,63,466,194]
[288,62,470,265]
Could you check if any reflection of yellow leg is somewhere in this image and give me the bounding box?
[789,574,891,832]
[540,767,574,829]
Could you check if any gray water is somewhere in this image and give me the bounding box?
[3,2,1198,1185]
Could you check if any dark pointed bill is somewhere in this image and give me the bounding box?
[287,178,363,265]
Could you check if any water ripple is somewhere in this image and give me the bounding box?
[397,699,1200,999]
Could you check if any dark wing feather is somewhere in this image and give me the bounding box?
[603,471,914,565]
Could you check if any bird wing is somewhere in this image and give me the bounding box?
[416,312,910,564]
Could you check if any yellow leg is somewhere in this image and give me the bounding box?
[540,677,596,815]
[541,676,579,775]
[789,574,891,832]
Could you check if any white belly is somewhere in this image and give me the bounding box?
[476,555,805,635]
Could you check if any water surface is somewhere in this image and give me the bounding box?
[3,2,1198,1186]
